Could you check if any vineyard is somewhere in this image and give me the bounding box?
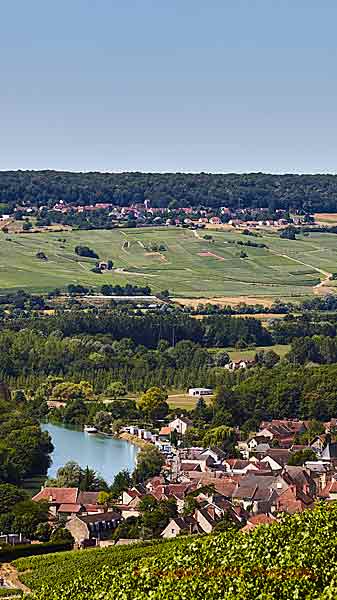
[14,538,183,594]
[14,503,337,599]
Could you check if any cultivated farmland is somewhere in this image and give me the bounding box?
[1,227,337,298]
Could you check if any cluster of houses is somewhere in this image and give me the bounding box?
[30,418,337,547]
[13,201,305,229]
[122,415,194,455]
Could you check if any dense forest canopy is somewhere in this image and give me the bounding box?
[2,170,337,212]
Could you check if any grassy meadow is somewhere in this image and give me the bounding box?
[1,226,337,298]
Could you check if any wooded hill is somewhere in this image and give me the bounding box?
[2,171,337,212]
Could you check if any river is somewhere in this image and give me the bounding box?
[41,422,138,484]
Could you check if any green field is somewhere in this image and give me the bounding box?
[1,227,337,298]
[224,344,290,361]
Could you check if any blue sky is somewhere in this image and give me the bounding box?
[1,0,337,173]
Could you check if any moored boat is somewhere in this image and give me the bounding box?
[84,425,98,433]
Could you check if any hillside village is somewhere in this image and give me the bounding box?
[3,200,315,233]
[27,415,337,548]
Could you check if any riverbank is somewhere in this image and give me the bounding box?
[118,432,151,449]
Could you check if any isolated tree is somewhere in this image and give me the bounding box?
[203,425,236,450]
[170,428,179,448]
[50,527,74,545]
[214,351,230,366]
[288,448,317,466]
[138,387,169,421]
[280,225,296,240]
[107,381,127,400]
[12,390,27,405]
[133,446,165,483]
[35,522,52,542]
[63,398,88,425]
[110,469,132,498]
[50,381,93,403]
[51,461,82,487]
[80,466,108,492]
[255,350,280,368]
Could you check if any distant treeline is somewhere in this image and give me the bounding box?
[0,311,272,348]
[2,170,337,212]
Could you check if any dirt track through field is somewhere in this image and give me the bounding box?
[269,249,333,295]
[114,267,157,277]
[198,251,225,260]
[0,563,30,594]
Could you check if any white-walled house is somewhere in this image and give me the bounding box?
[169,416,193,435]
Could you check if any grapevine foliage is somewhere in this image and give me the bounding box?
[15,503,337,599]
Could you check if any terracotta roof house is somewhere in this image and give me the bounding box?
[181,462,202,473]
[33,487,79,517]
[260,420,307,436]
[259,420,307,446]
[202,498,244,527]
[319,478,337,500]
[77,491,101,512]
[224,459,262,475]
[247,436,271,453]
[158,426,172,440]
[32,487,104,517]
[241,514,277,532]
[58,503,82,515]
[145,476,167,492]
[121,487,145,506]
[276,486,314,514]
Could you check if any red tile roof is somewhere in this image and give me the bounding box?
[33,487,78,504]
[58,503,81,513]
[319,480,337,498]
[241,514,277,532]
[159,427,172,436]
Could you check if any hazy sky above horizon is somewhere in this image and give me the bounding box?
[1,0,337,174]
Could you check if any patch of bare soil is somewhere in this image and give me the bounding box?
[145,252,167,261]
[172,296,276,308]
[0,563,30,594]
[197,251,225,260]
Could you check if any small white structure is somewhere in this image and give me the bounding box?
[188,388,213,397]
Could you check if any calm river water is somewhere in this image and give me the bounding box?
[42,422,138,484]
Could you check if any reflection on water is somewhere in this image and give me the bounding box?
[42,422,138,484]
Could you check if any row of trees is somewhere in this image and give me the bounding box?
[0,309,272,349]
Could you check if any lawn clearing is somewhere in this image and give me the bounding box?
[168,393,213,410]
[315,213,337,224]
[209,344,290,361]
